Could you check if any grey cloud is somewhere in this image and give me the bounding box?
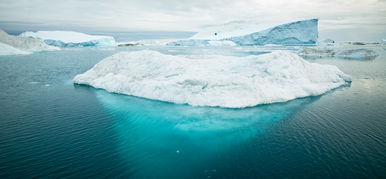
[0,0,385,40]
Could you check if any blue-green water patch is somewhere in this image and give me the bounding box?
[93,89,318,179]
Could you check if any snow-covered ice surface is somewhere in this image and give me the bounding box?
[74,50,351,108]
[117,38,183,46]
[319,39,335,46]
[167,39,237,47]
[0,29,59,54]
[20,31,116,47]
[167,19,318,46]
[0,42,31,55]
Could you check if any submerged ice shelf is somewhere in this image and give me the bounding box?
[20,31,116,47]
[74,50,351,108]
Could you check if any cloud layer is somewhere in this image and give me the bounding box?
[0,0,385,40]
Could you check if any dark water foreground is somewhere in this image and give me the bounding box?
[0,47,385,178]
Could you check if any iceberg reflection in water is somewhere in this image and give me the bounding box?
[92,88,319,178]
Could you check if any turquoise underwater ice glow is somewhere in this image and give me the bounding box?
[95,90,317,179]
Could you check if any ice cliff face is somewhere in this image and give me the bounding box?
[167,19,318,46]
[74,50,351,108]
[19,31,116,47]
[227,19,318,46]
[0,29,59,55]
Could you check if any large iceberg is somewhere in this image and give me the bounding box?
[19,31,116,47]
[167,19,318,46]
[74,50,351,108]
[0,29,59,54]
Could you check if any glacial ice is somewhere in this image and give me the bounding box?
[118,39,177,46]
[167,19,318,46]
[19,31,116,47]
[167,40,236,46]
[74,50,351,108]
[0,42,30,55]
[207,40,236,46]
[166,39,210,46]
[0,29,59,54]
[319,39,335,46]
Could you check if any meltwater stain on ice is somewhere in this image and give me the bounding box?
[93,90,319,178]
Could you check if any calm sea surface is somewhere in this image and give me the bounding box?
[0,41,385,178]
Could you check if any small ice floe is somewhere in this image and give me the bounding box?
[299,47,378,60]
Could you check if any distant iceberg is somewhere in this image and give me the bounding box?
[335,49,378,59]
[299,47,378,59]
[319,39,335,46]
[167,19,318,46]
[0,29,58,55]
[74,50,350,108]
[0,42,30,55]
[167,39,236,46]
[19,31,116,47]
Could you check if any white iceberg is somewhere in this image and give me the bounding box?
[167,40,237,47]
[335,49,378,59]
[299,47,335,57]
[299,47,378,59]
[19,31,116,47]
[0,29,59,54]
[74,50,351,108]
[167,19,318,46]
[118,39,172,46]
[0,42,31,55]
[167,39,210,46]
[319,39,335,46]
[207,40,236,46]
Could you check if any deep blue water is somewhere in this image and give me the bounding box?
[0,46,385,178]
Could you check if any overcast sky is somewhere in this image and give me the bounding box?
[0,0,385,40]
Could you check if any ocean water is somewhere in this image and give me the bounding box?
[0,45,385,178]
